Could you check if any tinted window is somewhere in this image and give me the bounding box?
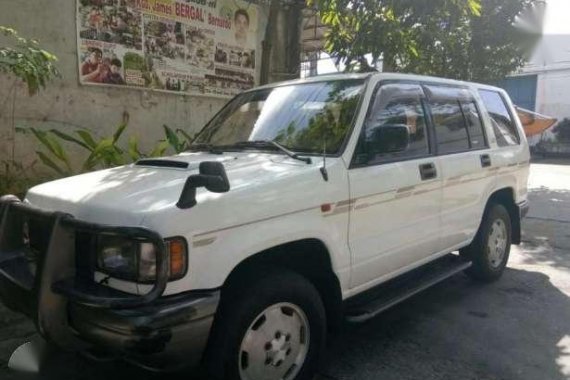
[462,102,486,149]
[478,90,520,146]
[356,84,429,165]
[431,100,470,154]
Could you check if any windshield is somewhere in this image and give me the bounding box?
[192,79,365,154]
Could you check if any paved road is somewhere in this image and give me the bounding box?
[1,159,570,380]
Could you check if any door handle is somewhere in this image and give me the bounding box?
[419,163,437,181]
[480,154,492,168]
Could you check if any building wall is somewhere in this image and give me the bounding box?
[502,31,570,146]
[534,68,570,122]
[497,75,537,111]
[0,0,267,168]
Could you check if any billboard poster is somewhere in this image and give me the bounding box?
[76,0,259,98]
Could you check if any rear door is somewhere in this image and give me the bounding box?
[423,85,495,251]
[348,82,443,290]
[478,88,526,168]
[478,88,530,205]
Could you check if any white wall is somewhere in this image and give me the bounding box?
[519,36,570,145]
[0,0,267,169]
[515,0,570,143]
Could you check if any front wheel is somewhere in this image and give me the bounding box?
[461,203,512,282]
[204,270,326,380]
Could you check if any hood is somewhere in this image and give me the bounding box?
[25,151,319,226]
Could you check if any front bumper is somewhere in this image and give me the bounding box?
[0,196,219,371]
[70,290,219,371]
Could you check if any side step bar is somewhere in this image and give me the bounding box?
[345,254,472,323]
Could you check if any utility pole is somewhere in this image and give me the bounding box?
[259,0,305,85]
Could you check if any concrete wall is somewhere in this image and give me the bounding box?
[514,33,570,145]
[0,0,267,168]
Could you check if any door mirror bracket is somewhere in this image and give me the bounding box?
[177,162,230,209]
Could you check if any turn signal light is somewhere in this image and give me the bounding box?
[168,238,188,280]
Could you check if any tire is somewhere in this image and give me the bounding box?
[204,268,326,380]
[460,203,512,282]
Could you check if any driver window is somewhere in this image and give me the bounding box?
[356,83,429,166]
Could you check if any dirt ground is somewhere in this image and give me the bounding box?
[1,158,569,380]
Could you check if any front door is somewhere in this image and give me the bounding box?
[348,83,443,290]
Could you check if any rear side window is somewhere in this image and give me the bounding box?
[478,90,520,146]
[462,102,486,149]
[430,100,470,154]
[425,85,488,154]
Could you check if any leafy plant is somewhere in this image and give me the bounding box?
[17,112,132,175]
[0,160,50,199]
[162,125,194,154]
[0,26,60,95]
[18,113,196,175]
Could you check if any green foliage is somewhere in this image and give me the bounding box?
[401,0,540,82]
[18,115,195,176]
[0,160,46,199]
[162,125,194,153]
[0,26,60,95]
[18,128,122,175]
[17,113,133,175]
[554,118,570,142]
[314,0,539,83]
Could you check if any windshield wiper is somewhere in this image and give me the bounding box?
[187,143,223,155]
[232,140,312,164]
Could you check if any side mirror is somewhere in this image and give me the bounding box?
[177,162,230,209]
[366,124,410,155]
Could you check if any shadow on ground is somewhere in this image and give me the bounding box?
[519,187,570,272]
[320,267,570,380]
[1,263,569,380]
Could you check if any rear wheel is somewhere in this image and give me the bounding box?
[204,269,326,380]
[461,203,512,282]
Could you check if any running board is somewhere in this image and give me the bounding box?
[345,255,472,323]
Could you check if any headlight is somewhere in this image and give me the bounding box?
[96,235,188,283]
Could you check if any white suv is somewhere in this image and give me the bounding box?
[0,73,529,380]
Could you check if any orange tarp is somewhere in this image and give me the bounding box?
[515,106,558,137]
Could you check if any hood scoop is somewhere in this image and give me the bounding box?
[136,159,189,169]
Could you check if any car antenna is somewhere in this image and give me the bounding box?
[320,140,329,182]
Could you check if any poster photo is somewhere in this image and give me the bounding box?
[76,0,260,97]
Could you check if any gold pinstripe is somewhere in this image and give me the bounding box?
[193,164,522,238]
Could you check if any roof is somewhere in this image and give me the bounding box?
[250,73,373,91]
[250,72,505,94]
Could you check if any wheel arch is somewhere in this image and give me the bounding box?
[486,187,521,244]
[219,238,344,332]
